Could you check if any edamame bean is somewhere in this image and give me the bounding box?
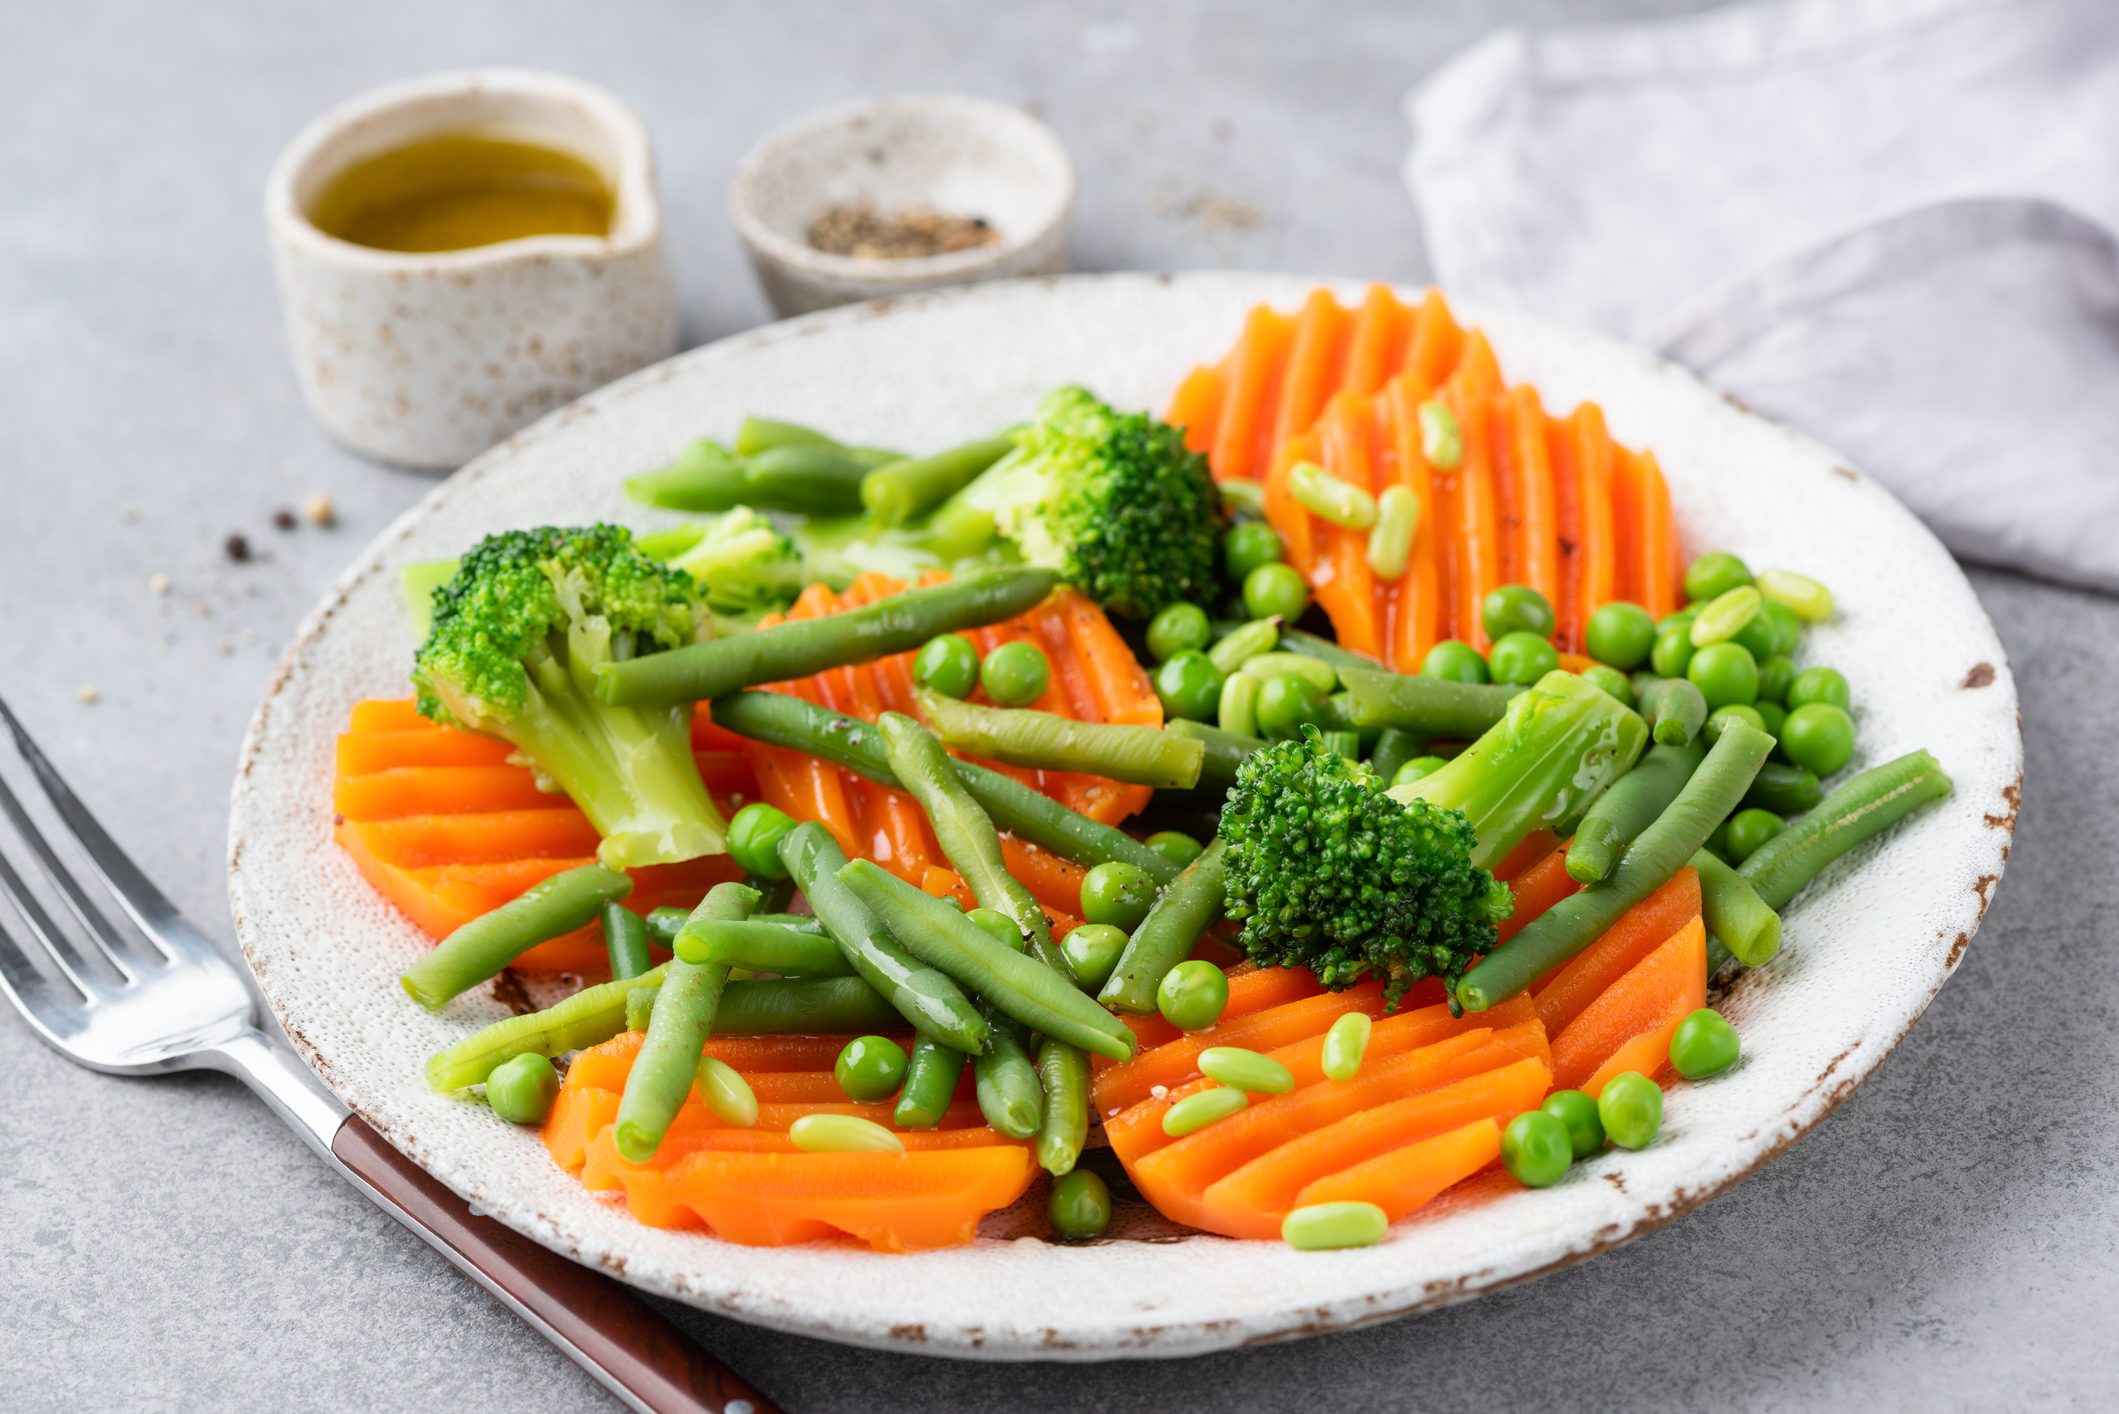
[1670,1008,1741,1079]
[789,1113,904,1153]
[1418,400,1463,469]
[1597,1072,1664,1150]
[485,1053,559,1125]
[1689,585,1762,647]
[1199,1046,1296,1094]
[1366,485,1419,578]
[1218,670,1262,737]
[694,1056,759,1127]
[1289,460,1379,529]
[1321,1011,1372,1081]
[1282,1201,1389,1250]
[1501,1110,1573,1187]
[1208,618,1281,675]
[1756,568,1834,621]
[1162,1085,1248,1137]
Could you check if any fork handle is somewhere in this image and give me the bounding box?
[331,1116,777,1414]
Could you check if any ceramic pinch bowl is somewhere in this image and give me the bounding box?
[730,93,1075,317]
[266,69,679,470]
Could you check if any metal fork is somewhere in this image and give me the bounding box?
[0,694,775,1414]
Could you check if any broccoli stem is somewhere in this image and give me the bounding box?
[1391,671,1649,870]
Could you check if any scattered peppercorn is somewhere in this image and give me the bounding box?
[224,533,251,562]
[272,508,298,531]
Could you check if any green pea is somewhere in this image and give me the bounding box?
[1145,830,1206,869]
[1282,1200,1389,1250]
[694,1056,759,1128]
[1786,666,1851,713]
[1684,550,1753,604]
[1649,622,1696,678]
[966,907,1025,950]
[1048,1169,1113,1240]
[1690,585,1762,647]
[1703,703,1766,743]
[912,632,979,699]
[1670,1007,1742,1080]
[1146,602,1212,662]
[1223,521,1286,582]
[1754,699,1787,744]
[1242,562,1311,621]
[1156,959,1230,1031]
[1732,605,1779,661]
[1059,923,1129,991]
[1539,1089,1605,1159]
[1704,819,1734,864]
[1320,1011,1372,1081]
[1781,702,1855,776]
[1581,664,1633,706]
[980,640,1051,706]
[1392,755,1448,788]
[1481,584,1557,643]
[1488,630,1560,686]
[1152,650,1224,723]
[1421,639,1490,684]
[1687,641,1759,708]
[1162,1084,1248,1137]
[485,1052,559,1125]
[1080,861,1157,930]
[1723,807,1785,864]
[726,802,797,880]
[1585,601,1656,669]
[834,1034,910,1102]
[789,1112,904,1153]
[1755,653,1796,706]
[1759,600,1804,657]
[1199,1046,1296,1094]
[1255,673,1327,739]
[1657,608,1699,636]
[1597,1072,1664,1150]
[1501,1110,1574,1188]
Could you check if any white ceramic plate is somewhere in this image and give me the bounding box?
[229,273,2021,1359]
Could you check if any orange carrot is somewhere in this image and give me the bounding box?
[1496,842,1584,943]
[1492,829,1562,885]
[1384,379,1444,670]
[1408,289,1465,390]
[1609,436,1645,610]
[1448,378,1503,653]
[332,765,565,820]
[1167,366,1225,456]
[1533,867,1701,1034]
[340,810,602,868]
[1292,1116,1504,1216]
[1569,404,1618,650]
[1312,395,1383,657]
[1264,433,1319,576]
[1633,450,1681,617]
[1505,386,1563,616]
[1340,285,1405,399]
[1214,305,1297,484]
[1547,409,1583,657]
[347,698,428,732]
[335,727,513,773]
[1271,288,1353,455]
[1550,915,1706,1092]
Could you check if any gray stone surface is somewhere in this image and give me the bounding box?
[0,0,2107,1408]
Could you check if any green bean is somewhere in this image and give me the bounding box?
[1099,838,1229,1015]
[746,873,799,914]
[860,431,1019,525]
[916,690,1205,789]
[627,436,880,516]
[615,882,759,1162]
[838,859,1136,1061]
[643,906,689,948]
[1744,762,1824,815]
[711,690,1178,882]
[877,711,1060,965]
[672,919,854,976]
[401,865,632,1010]
[425,963,671,1091]
[602,902,653,981]
[1456,721,1773,1012]
[1035,1037,1092,1175]
[974,1022,1044,1139]
[1368,728,1423,786]
[596,568,1059,707]
[1739,750,1952,910]
[1338,665,1523,737]
[732,416,885,459]
[1239,651,1338,694]
[1635,677,1708,746]
[780,822,989,1053]
[1164,719,1265,791]
[1208,618,1281,675]
[1276,627,1381,673]
[893,1037,968,1130]
[1567,739,1705,884]
[1690,848,1783,967]
[626,974,900,1035]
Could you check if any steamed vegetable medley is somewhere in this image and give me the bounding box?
[343,287,1952,1254]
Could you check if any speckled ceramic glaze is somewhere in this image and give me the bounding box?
[266,69,678,470]
[730,94,1074,316]
[228,274,2020,1359]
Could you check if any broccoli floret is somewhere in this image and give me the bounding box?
[413,524,727,868]
[947,387,1224,619]
[637,509,806,628]
[1222,730,1512,1006]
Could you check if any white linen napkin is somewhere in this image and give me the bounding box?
[1406,0,2119,591]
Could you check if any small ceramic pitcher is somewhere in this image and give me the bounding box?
[266,69,678,470]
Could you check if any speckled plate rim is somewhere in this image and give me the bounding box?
[229,272,2021,1360]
